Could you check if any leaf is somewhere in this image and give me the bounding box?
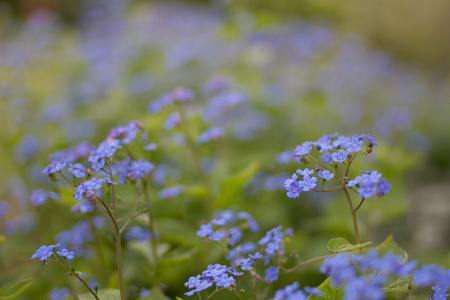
[139,286,167,300]
[384,277,411,299]
[0,278,34,300]
[327,237,372,254]
[78,289,121,300]
[308,277,344,300]
[215,160,260,208]
[375,234,408,261]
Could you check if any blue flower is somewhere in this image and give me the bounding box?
[197,127,223,144]
[164,112,181,129]
[358,179,377,198]
[320,152,333,164]
[68,163,86,178]
[299,175,317,191]
[318,170,335,180]
[265,266,279,282]
[347,176,362,187]
[284,174,301,199]
[172,86,194,102]
[57,249,75,260]
[158,185,184,199]
[30,190,48,206]
[294,142,313,157]
[31,243,60,264]
[129,160,153,181]
[332,149,347,163]
[48,287,70,300]
[42,160,66,176]
[296,168,314,176]
[214,273,234,288]
[125,226,151,241]
[345,136,364,153]
[197,223,213,237]
[376,178,391,196]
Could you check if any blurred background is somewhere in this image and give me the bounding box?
[0,0,449,298]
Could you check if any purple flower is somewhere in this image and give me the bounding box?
[332,149,347,163]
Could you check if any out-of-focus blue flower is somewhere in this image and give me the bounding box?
[30,190,48,206]
[68,163,86,178]
[164,112,181,129]
[265,266,279,282]
[125,226,151,241]
[42,160,66,176]
[48,287,70,300]
[197,127,223,144]
[158,185,184,199]
[0,201,10,219]
[129,160,153,181]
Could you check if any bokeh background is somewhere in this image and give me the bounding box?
[0,0,449,299]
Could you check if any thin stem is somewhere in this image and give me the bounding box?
[353,197,366,212]
[176,102,213,217]
[230,289,241,300]
[108,161,118,221]
[311,185,343,192]
[72,271,100,300]
[58,172,75,187]
[342,186,361,244]
[142,181,158,269]
[119,181,142,234]
[281,254,337,273]
[345,152,358,177]
[115,228,125,300]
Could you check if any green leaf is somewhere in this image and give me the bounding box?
[78,288,121,300]
[0,278,33,300]
[327,237,372,254]
[215,160,260,208]
[375,234,408,261]
[308,277,344,300]
[384,277,411,299]
[139,286,167,300]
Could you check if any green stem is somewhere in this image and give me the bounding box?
[342,186,361,244]
[311,185,343,192]
[281,253,337,273]
[119,181,142,234]
[143,182,158,270]
[353,197,366,212]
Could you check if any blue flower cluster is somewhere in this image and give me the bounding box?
[320,251,418,300]
[270,282,321,300]
[184,264,240,296]
[284,133,390,200]
[31,243,75,264]
[30,189,58,207]
[196,210,259,244]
